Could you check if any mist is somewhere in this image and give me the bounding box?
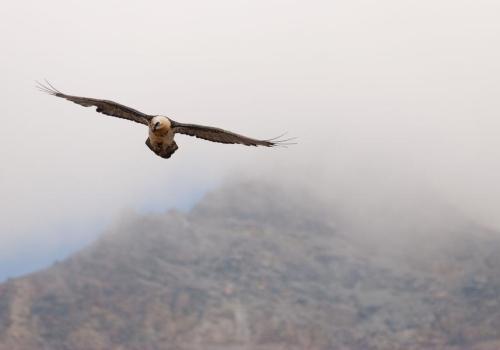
[1,0,500,279]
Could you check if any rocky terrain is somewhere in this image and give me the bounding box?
[1,181,500,349]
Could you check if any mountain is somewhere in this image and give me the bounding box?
[2,181,500,350]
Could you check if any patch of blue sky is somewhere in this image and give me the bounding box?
[0,184,214,283]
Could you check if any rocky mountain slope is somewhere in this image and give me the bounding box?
[1,182,500,349]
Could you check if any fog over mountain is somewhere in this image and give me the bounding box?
[2,1,500,348]
[1,181,500,350]
[2,0,500,280]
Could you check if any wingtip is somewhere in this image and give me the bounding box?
[36,80,62,96]
[265,133,298,148]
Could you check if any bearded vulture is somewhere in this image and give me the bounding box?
[37,82,293,159]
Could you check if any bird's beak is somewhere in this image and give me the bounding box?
[153,122,160,131]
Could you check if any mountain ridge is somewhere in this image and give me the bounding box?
[1,181,500,349]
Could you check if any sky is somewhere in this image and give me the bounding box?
[1,0,500,281]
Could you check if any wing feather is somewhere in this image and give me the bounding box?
[171,120,284,147]
[37,81,152,125]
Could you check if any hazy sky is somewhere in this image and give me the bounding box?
[1,0,500,280]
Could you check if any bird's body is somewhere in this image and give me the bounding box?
[147,116,177,158]
[37,82,292,159]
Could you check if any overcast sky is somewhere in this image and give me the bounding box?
[1,0,500,280]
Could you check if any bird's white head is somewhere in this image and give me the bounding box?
[150,116,171,133]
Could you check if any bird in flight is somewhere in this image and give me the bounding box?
[37,81,293,159]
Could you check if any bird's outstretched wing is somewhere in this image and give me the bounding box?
[171,120,294,147]
[37,81,152,125]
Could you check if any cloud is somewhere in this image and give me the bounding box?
[1,0,500,277]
